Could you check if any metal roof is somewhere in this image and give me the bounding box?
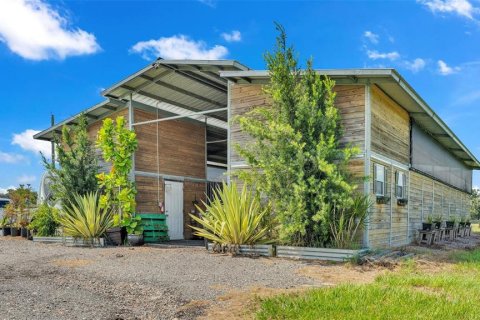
[34,99,126,141]
[220,69,480,169]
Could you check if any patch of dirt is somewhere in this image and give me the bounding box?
[199,286,307,320]
[50,258,93,268]
[297,264,384,286]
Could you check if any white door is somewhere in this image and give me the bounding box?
[164,181,184,240]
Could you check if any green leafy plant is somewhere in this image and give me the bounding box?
[57,192,113,240]
[121,215,144,235]
[42,115,98,208]
[28,204,60,236]
[329,194,373,249]
[433,213,443,223]
[233,24,359,247]
[0,216,9,227]
[189,182,274,252]
[426,215,434,224]
[96,116,138,226]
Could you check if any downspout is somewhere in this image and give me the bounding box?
[128,93,135,183]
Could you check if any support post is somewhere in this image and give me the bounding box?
[128,93,135,183]
[363,84,372,248]
[51,114,55,168]
[227,80,232,185]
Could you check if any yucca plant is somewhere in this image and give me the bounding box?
[58,192,113,242]
[329,194,372,249]
[189,182,273,253]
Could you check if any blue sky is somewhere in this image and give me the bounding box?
[1,0,480,192]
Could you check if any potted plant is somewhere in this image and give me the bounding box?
[422,215,433,231]
[19,214,30,238]
[0,216,10,236]
[10,219,20,236]
[105,214,123,246]
[466,216,472,227]
[459,216,466,227]
[122,215,144,246]
[446,218,455,228]
[433,214,443,229]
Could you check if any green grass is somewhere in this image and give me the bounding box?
[256,250,480,320]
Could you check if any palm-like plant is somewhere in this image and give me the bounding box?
[189,182,273,252]
[58,192,113,240]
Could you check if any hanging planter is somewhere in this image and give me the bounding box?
[376,195,390,204]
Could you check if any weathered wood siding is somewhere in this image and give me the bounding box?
[134,108,206,179]
[371,85,410,164]
[408,171,470,242]
[230,83,366,164]
[368,160,409,248]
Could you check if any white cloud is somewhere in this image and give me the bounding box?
[12,129,51,157]
[363,31,379,44]
[0,0,100,60]
[404,58,427,72]
[130,35,228,60]
[0,151,26,164]
[438,60,461,75]
[17,174,36,185]
[367,50,400,61]
[0,186,15,194]
[221,30,242,42]
[197,0,217,7]
[419,0,478,20]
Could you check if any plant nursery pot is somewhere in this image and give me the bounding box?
[2,227,11,236]
[434,222,442,229]
[20,227,28,238]
[127,234,144,246]
[466,222,472,227]
[121,226,127,244]
[459,222,466,227]
[105,227,122,246]
[422,223,432,231]
[446,221,455,228]
[10,228,19,237]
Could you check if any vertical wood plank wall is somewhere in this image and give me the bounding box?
[87,107,207,240]
[368,85,471,248]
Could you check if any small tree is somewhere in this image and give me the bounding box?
[234,24,359,247]
[470,188,480,220]
[96,116,138,226]
[43,114,98,207]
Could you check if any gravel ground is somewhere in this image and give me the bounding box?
[0,238,314,320]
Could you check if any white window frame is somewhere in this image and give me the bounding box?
[395,171,407,199]
[374,164,387,196]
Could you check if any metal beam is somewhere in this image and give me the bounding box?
[161,64,227,93]
[139,74,225,108]
[206,139,227,144]
[132,107,227,127]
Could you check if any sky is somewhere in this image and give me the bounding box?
[1,0,480,193]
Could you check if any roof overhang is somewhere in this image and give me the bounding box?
[221,69,480,169]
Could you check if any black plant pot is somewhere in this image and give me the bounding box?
[422,223,432,231]
[121,226,127,244]
[466,222,472,227]
[105,227,122,246]
[459,222,466,227]
[127,234,144,246]
[20,228,28,238]
[434,222,442,229]
[2,227,11,236]
[446,221,455,228]
[10,228,19,237]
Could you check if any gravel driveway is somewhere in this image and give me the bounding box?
[0,238,314,319]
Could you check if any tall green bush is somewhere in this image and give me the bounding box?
[96,116,138,225]
[234,24,359,247]
[29,204,60,236]
[43,114,98,207]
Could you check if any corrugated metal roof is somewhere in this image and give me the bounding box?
[220,69,480,169]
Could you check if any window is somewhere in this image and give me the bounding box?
[374,164,387,196]
[395,171,407,199]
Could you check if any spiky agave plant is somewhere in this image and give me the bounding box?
[189,182,273,252]
[58,192,114,241]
